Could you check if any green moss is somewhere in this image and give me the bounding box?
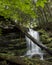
[0,54,52,65]
[0,61,7,65]
[38,29,52,49]
[23,57,52,65]
[0,28,2,36]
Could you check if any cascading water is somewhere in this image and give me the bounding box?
[25,28,43,60]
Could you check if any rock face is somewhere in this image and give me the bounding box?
[38,29,52,49]
[0,27,27,56]
[38,29,52,59]
[0,23,52,65]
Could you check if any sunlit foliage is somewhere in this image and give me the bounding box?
[0,0,48,25]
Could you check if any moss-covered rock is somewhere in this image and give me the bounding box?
[23,57,52,65]
[38,29,52,48]
[0,54,52,65]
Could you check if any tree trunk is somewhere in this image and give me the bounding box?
[0,15,52,55]
[15,24,52,56]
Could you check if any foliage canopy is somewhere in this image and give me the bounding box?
[0,0,48,25]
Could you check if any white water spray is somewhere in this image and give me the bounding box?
[25,29,43,60]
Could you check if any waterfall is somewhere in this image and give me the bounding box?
[25,28,43,60]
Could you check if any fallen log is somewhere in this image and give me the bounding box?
[14,23,52,56]
[0,53,27,65]
[0,15,52,55]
